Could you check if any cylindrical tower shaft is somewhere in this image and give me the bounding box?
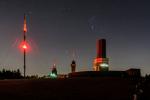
[97,39,106,58]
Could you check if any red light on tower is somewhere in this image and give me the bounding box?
[22,43,27,49]
[22,44,27,49]
[19,41,30,52]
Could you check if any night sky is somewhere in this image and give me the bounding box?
[0,0,150,76]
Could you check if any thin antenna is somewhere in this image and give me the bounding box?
[72,49,75,60]
[23,13,27,78]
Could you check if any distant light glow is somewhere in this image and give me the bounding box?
[49,73,57,78]
[94,58,102,63]
[23,15,27,32]
[19,41,31,52]
[22,44,27,49]
[100,63,109,67]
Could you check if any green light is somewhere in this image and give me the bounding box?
[49,73,57,78]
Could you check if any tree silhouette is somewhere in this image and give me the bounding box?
[0,69,23,79]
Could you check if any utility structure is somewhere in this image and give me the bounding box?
[93,39,109,71]
[71,60,76,73]
[70,50,76,73]
[49,64,57,78]
[22,14,27,77]
[52,64,57,75]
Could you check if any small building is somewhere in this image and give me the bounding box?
[126,68,141,77]
[68,71,128,78]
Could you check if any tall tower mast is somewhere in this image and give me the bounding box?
[23,14,27,77]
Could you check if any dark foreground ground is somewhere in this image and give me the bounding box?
[0,77,148,100]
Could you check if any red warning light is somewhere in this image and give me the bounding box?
[22,44,27,49]
[19,41,31,52]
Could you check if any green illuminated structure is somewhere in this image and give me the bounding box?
[49,64,57,78]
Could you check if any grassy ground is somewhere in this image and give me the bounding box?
[0,77,135,100]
